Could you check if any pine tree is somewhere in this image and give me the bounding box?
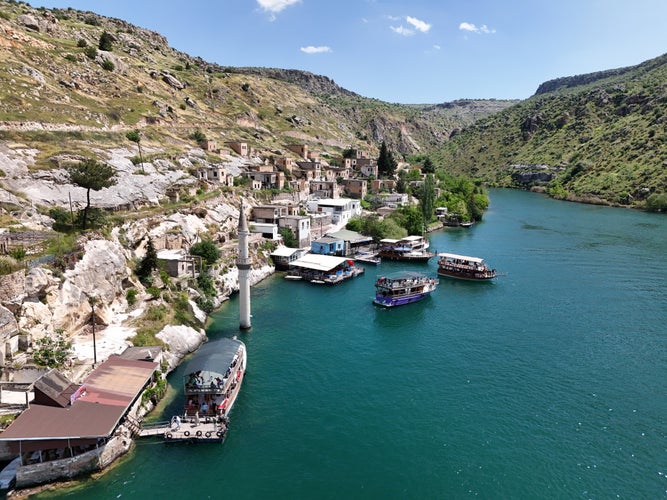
[66,158,117,229]
[422,157,435,174]
[136,238,158,282]
[377,141,397,178]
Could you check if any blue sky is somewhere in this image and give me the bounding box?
[28,0,667,104]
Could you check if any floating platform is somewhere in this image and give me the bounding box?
[138,415,228,443]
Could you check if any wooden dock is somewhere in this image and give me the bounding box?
[137,416,228,443]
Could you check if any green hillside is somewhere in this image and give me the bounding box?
[433,54,667,210]
[0,2,511,168]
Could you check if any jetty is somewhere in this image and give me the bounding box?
[138,415,228,443]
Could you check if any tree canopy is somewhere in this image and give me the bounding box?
[377,141,397,178]
[66,158,116,229]
[190,240,221,266]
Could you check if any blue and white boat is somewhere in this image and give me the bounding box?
[373,272,439,308]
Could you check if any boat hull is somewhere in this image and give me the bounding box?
[378,253,432,263]
[373,290,433,308]
[437,269,496,281]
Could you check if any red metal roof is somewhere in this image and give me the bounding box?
[0,356,157,442]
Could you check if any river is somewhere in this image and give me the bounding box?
[36,189,667,499]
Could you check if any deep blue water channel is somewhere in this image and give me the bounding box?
[38,189,667,499]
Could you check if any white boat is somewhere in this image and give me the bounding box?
[165,337,246,443]
[437,252,497,281]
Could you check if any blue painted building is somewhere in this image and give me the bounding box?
[311,236,345,256]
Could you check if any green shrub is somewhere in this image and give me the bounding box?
[33,331,72,368]
[145,304,167,321]
[76,38,87,48]
[189,240,220,266]
[64,54,77,62]
[146,286,161,299]
[101,59,115,71]
[8,248,26,261]
[84,46,97,60]
[126,288,137,306]
[189,129,206,142]
[84,15,100,26]
[0,257,23,276]
[98,31,113,51]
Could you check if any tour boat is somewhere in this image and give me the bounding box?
[437,252,497,281]
[377,235,434,262]
[373,272,439,308]
[164,337,246,443]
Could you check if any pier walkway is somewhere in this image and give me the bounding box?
[137,416,228,443]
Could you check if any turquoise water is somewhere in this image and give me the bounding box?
[37,189,667,499]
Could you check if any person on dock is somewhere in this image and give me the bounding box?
[175,415,181,430]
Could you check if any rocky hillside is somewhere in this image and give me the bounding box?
[0,2,512,171]
[431,53,667,209]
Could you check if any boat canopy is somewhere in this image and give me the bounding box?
[438,252,484,264]
[378,271,428,282]
[184,337,243,380]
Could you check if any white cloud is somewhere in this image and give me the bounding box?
[300,46,332,54]
[406,16,431,33]
[390,25,415,36]
[257,0,301,14]
[459,22,496,34]
[433,44,441,50]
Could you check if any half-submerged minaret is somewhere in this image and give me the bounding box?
[237,200,252,330]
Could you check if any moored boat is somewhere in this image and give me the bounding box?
[373,272,439,308]
[437,252,497,281]
[164,337,247,443]
[354,251,381,265]
[377,235,433,262]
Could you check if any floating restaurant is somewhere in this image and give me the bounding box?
[285,253,364,284]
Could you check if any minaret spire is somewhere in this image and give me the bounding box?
[237,200,252,330]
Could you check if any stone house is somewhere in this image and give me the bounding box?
[279,216,311,248]
[252,205,289,223]
[245,170,284,190]
[286,144,308,159]
[274,157,297,174]
[199,140,217,152]
[197,165,234,186]
[370,179,396,194]
[342,179,367,199]
[309,180,339,200]
[157,250,196,278]
[225,141,248,157]
[296,160,322,179]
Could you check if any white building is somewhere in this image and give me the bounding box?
[307,198,361,225]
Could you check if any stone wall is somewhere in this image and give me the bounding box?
[15,435,132,489]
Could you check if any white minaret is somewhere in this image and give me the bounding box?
[237,200,252,330]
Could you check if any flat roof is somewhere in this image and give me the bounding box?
[291,254,348,272]
[438,252,484,264]
[0,356,157,442]
[326,229,373,244]
[157,249,187,260]
[316,198,354,207]
[271,246,300,258]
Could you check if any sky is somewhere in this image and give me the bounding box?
[27,0,667,104]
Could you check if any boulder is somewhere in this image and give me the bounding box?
[25,267,57,299]
[156,325,206,371]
